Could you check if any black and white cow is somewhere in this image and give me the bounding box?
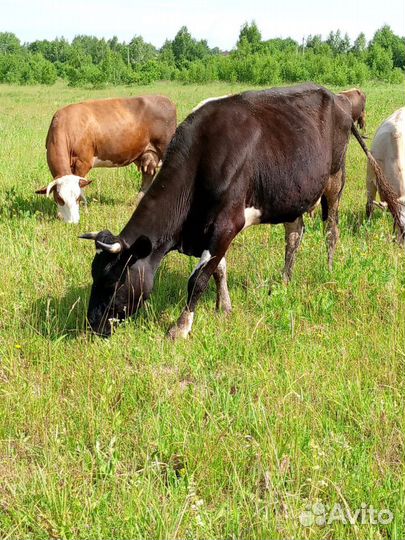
[81,84,402,338]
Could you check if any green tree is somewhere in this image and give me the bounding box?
[305,35,331,55]
[0,32,21,54]
[171,26,211,67]
[28,38,71,63]
[352,32,367,54]
[71,35,109,64]
[367,43,394,79]
[237,21,262,53]
[263,37,298,54]
[160,40,176,65]
[326,30,351,54]
[369,25,405,68]
[127,36,157,67]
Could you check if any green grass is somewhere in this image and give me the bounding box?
[0,80,404,540]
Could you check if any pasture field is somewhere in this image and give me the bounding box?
[0,81,404,540]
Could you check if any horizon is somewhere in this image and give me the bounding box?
[1,0,404,50]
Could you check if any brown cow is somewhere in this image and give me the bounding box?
[339,88,367,129]
[35,95,177,223]
[307,87,367,219]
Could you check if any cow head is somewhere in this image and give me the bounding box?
[81,230,153,336]
[357,110,366,131]
[35,175,92,224]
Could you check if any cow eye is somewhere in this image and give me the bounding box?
[55,192,65,206]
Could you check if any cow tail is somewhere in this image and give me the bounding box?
[351,122,404,235]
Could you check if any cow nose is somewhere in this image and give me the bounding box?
[67,214,80,225]
[88,312,112,338]
[88,320,112,338]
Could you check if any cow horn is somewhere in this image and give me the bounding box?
[46,180,57,197]
[79,232,99,240]
[96,241,122,253]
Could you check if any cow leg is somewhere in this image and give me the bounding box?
[366,161,378,219]
[308,198,321,219]
[282,216,304,283]
[135,151,160,204]
[135,173,155,205]
[168,214,243,339]
[394,196,405,246]
[324,168,345,271]
[213,257,232,313]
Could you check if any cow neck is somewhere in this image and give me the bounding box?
[120,165,193,253]
[46,128,73,178]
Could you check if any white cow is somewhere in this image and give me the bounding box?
[367,107,405,243]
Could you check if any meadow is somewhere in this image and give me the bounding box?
[0,80,404,539]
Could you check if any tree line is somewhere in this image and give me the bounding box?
[0,23,404,87]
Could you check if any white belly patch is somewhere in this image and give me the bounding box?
[243,207,262,230]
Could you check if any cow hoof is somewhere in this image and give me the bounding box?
[215,292,232,315]
[168,311,194,340]
[282,273,291,285]
[216,299,232,314]
[168,325,190,340]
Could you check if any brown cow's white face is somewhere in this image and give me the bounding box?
[36,175,92,224]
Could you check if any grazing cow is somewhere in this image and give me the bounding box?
[339,88,367,129]
[307,87,367,219]
[80,84,401,338]
[35,95,177,223]
[366,107,405,244]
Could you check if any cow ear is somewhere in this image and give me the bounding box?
[79,178,92,188]
[129,235,152,260]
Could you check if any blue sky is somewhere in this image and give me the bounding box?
[1,0,404,49]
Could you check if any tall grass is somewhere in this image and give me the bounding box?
[0,81,404,539]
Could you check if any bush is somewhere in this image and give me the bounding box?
[281,55,310,82]
[29,53,57,84]
[367,44,394,80]
[0,26,403,88]
[66,64,104,87]
[0,52,56,85]
[389,67,405,84]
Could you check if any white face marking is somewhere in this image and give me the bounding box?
[54,175,83,224]
[192,95,229,112]
[242,207,262,230]
[93,157,117,168]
